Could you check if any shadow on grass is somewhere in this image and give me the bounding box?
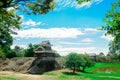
[62,72,79,76]
[62,71,93,76]
[81,71,93,74]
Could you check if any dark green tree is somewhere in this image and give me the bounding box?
[24,43,34,57]
[24,43,39,57]
[13,45,26,57]
[65,53,95,73]
[0,8,21,57]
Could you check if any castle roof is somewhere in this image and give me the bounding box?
[34,41,55,54]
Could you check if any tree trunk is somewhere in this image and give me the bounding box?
[73,64,76,73]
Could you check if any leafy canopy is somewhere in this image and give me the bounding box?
[65,53,95,73]
[102,0,120,54]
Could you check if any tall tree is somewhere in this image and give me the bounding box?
[102,0,120,54]
[0,7,21,55]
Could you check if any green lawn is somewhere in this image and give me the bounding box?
[1,62,120,80]
[85,62,120,72]
[44,69,120,80]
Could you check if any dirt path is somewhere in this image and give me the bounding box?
[0,71,57,80]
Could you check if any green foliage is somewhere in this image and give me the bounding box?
[102,0,120,54]
[25,0,56,14]
[79,54,95,72]
[0,6,21,58]
[65,53,83,73]
[13,46,26,57]
[24,43,39,57]
[0,0,55,14]
[65,53,95,73]
[5,49,16,58]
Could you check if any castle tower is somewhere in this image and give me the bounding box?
[28,41,56,74]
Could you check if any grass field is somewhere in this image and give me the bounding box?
[0,62,120,80]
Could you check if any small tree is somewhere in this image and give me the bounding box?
[65,53,95,73]
[65,53,83,73]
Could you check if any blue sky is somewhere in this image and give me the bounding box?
[11,0,117,55]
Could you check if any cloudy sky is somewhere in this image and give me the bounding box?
[12,0,116,55]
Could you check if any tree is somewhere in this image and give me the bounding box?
[13,45,26,57]
[0,8,21,56]
[24,43,39,57]
[24,43,34,57]
[65,53,95,73]
[65,53,83,73]
[102,0,120,55]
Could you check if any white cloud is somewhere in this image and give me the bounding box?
[53,46,96,55]
[22,19,42,26]
[59,42,80,45]
[12,28,84,39]
[81,38,94,43]
[85,28,100,32]
[101,34,114,41]
[54,0,103,10]
[94,0,103,4]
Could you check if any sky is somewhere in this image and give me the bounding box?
[11,0,117,56]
